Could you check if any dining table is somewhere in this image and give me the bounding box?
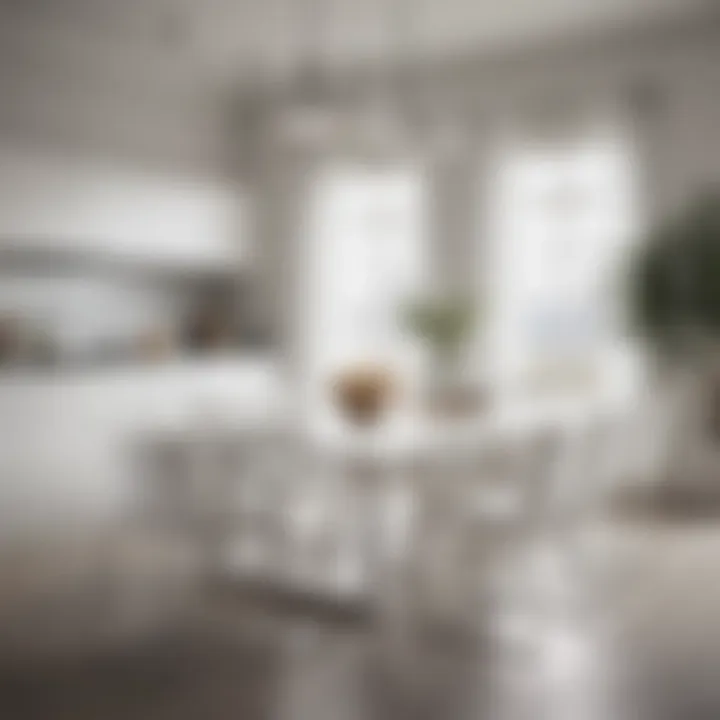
[137,391,627,643]
[300,396,612,629]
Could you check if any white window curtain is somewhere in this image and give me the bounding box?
[484,113,641,407]
[303,164,427,428]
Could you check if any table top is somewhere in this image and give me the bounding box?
[305,396,616,462]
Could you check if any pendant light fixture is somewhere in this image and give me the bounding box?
[346,0,414,162]
[277,0,339,147]
[347,0,469,163]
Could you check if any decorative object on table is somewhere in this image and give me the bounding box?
[137,326,175,362]
[0,315,58,368]
[400,293,480,416]
[0,315,20,366]
[629,189,720,492]
[331,363,397,426]
[183,296,236,352]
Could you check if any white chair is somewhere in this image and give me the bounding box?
[541,416,625,554]
[399,435,557,633]
[462,438,530,561]
[557,414,629,586]
[474,427,572,641]
[132,427,298,585]
[220,429,300,582]
[515,417,627,635]
[231,428,357,595]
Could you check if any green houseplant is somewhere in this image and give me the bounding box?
[400,294,479,414]
[631,191,720,358]
[629,190,720,490]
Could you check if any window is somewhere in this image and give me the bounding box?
[304,164,426,426]
[485,115,640,405]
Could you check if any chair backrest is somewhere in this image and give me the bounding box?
[233,429,304,511]
[135,426,305,523]
[532,414,625,529]
[221,427,318,579]
[516,426,569,514]
[449,432,554,528]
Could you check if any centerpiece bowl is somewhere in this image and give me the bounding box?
[331,363,396,427]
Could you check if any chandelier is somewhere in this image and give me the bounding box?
[275,0,340,147]
[275,0,469,160]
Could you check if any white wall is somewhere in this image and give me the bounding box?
[0,0,233,175]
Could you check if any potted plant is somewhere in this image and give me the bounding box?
[400,293,480,416]
[631,191,720,360]
[629,190,720,491]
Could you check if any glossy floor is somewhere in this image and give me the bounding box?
[1,517,719,720]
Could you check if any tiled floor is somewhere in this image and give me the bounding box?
[1,516,720,719]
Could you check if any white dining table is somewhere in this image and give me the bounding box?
[298,397,612,627]
[305,395,608,462]
[138,391,626,635]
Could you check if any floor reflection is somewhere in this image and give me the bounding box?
[2,518,720,719]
